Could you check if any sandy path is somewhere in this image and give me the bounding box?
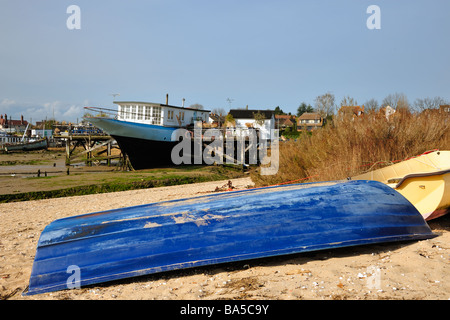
[0,177,448,300]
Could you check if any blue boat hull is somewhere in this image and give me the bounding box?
[25,180,435,295]
[86,117,177,142]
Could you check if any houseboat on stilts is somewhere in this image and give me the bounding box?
[84,95,211,169]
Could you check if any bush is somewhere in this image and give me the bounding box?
[251,109,449,187]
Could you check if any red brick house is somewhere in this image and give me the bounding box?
[0,114,29,131]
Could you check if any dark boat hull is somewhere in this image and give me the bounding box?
[25,180,435,296]
[112,134,177,169]
[84,117,179,169]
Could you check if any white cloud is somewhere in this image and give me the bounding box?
[0,98,16,107]
[0,99,86,123]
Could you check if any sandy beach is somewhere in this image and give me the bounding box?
[0,177,448,300]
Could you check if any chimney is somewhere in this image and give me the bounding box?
[21,115,24,124]
[182,98,185,107]
[166,94,169,105]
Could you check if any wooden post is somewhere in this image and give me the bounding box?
[65,138,71,166]
[107,140,111,166]
[86,135,92,167]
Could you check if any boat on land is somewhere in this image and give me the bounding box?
[25,180,435,296]
[352,150,450,220]
[84,96,210,169]
[1,137,48,152]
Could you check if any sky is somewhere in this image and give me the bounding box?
[0,0,449,123]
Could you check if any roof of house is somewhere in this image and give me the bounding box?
[338,106,365,115]
[440,105,450,113]
[275,114,295,119]
[228,109,274,120]
[0,115,28,127]
[275,115,295,126]
[298,112,322,120]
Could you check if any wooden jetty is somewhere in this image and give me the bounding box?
[55,134,124,167]
[55,128,273,171]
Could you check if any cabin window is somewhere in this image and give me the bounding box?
[167,110,174,120]
[181,112,185,121]
[137,105,143,120]
[144,106,151,120]
[129,105,136,120]
[118,106,124,119]
[123,105,131,119]
[152,106,162,125]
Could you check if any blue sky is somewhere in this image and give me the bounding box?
[0,0,449,122]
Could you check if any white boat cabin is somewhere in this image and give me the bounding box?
[115,101,210,127]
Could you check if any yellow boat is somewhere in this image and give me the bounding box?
[353,150,450,220]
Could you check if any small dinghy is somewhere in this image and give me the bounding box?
[353,150,450,220]
[25,180,435,295]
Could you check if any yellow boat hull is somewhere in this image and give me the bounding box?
[353,151,450,220]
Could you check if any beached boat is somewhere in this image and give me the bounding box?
[1,137,48,152]
[352,150,450,220]
[25,180,435,296]
[84,97,210,169]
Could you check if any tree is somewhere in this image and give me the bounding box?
[381,93,409,111]
[252,111,266,126]
[225,113,235,127]
[340,95,358,107]
[314,92,335,118]
[363,98,379,113]
[413,96,449,111]
[212,108,226,115]
[274,106,286,115]
[296,102,314,117]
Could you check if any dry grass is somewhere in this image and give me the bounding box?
[251,110,449,187]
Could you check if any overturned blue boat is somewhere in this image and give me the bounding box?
[25,180,435,295]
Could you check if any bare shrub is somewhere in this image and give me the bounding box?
[251,109,449,187]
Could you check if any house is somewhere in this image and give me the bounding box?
[338,105,365,120]
[297,113,323,131]
[227,109,275,140]
[115,101,210,127]
[275,114,296,130]
[0,114,29,132]
[379,105,396,121]
[440,105,450,115]
[31,129,53,138]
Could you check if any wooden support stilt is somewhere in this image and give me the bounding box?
[65,137,71,166]
[107,141,111,166]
